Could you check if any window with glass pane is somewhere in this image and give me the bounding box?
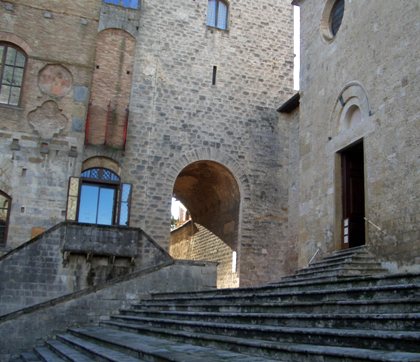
[207,0,228,30]
[103,0,139,9]
[78,184,116,225]
[0,44,26,106]
[0,192,11,246]
[330,0,345,36]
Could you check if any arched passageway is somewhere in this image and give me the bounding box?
[170,161,240,288]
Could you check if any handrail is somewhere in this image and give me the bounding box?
[363,217,382,232]
[364,217,397,241]
[308,247,321,265]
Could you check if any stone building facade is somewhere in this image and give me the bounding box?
[287,0,419,272]
[1,0,417,293]
[0,0,295,287]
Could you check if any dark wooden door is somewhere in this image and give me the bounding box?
[341,142,365,248]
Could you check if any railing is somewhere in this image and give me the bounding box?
[364,217,396,241]
[308,247,321,266]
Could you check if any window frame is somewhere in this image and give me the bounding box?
[207,0,229,31]
[0,191,11,247]
[66,168,132,227]
[103,0,139,10]
[330,0,345,37]
[0,42,27,107]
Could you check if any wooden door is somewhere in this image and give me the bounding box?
[341,142,365,248]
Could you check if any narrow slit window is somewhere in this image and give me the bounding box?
[212,66,217,85]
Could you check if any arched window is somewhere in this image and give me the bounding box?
[0,43,26,106]
[207,0,228,30]
[66,167,132,226]
[0,191,11,246]
[103,0,139,9]
[330,0,345,37]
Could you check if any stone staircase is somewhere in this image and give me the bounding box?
[277,245,388,283]
[16,247,420,361]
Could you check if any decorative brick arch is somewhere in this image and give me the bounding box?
[0,31,32,55]
[82,156,121,176]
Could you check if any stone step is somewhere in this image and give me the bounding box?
[103,316,420,352]
[33,346,65,362]
[133,298,420,314]
[298,260,385,274]
[45,340,94,362]
[281,266,387,281]
[119,309,420,331]
[98,322,420,361]
[329,246,368,256]
[56,333,144,362]
[152,272,420,299]
[139,284,419,307]
[20,352,41,362]
[68,326,280,362]
[308,253,378,267]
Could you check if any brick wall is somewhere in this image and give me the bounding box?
[87,28,135,147]
[170,221,239,288]
[0,0,99,250]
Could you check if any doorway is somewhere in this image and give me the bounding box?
[170,160,240,288]
[340,141,365,248]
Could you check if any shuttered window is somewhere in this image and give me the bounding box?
[0,191,11,246]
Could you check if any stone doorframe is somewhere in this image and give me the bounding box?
[325,81,376,251]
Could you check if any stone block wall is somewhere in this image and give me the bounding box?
[0,260,217,361]
[0,0,296,286]
[123,0,295,286]
[170,221,239,288]
[295,0,419,270]
[0,0,99,251]
[0,222,172,316]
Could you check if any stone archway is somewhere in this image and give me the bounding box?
[169,160,241,288]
